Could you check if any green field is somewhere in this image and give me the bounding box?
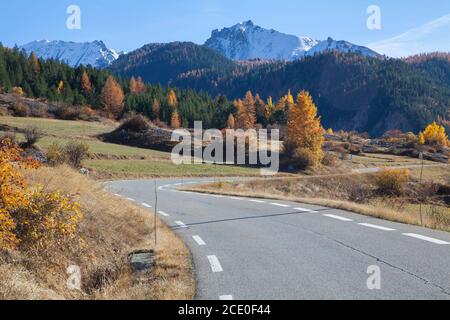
[0,116,259,178]
[86,159,259,179]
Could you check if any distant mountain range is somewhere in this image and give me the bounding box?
[19,21,380,69]
[20,40,121,68]
[204,21,380,60]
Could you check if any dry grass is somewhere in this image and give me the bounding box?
[182,172,450,232]
[0,165,194,300]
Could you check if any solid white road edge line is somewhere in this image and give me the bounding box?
[219,295,233,300]
[207,255,224,273]
[403,233,450,245]
[192,235,206,246]
[358,223,396,231]
[323,214,353,222]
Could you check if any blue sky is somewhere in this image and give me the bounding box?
[1,0,450,56]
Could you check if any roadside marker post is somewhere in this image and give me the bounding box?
[154,180,158,246]
[419,152,424,226]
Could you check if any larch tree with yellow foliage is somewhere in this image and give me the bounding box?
[226,113,235,129]
[287,91,324,165]
[57,80,64,94]
[102,76,125,119]
[171,110,181,129]
[242,91,256,129]
[80,71,92,94]
[152,98,161,121]
[168,89,178,109]
[419,122,448,146]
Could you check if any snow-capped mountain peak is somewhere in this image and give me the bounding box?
[20,40,120,68]
[205,22,380,61]
[306,37,381,58]
[205,21,320,61]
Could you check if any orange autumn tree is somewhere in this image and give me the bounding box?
[234,99,244,129]
[226,113,235,129]
[152,98,161,121]
[242,90,256,129]
[129,76,146,94]
[102,76,125,119]
[168,89,178,109]
[287,91,324,165]
[80,71,92,94]
[171,110,181,129]
[129,76,138,94]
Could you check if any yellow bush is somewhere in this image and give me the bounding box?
[419,122,448,146]
[0,139,33,248]
[0,138,82,251]
[11,87,24,96]
[14,188,83,251]
[374,168,410,195]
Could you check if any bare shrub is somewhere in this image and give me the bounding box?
[428,206,450,229]
[54,105,82,120]
[293,148,316,170]
[282,138,297,157]
[13,102,30,117]
[322,153,338,167]
[30,105,48,118]
[118,114,150,132]
[0,132,17,144]
[45,143,66,167]
[64,142,89,168]
[374,168,410,195]
[23,127,43,147]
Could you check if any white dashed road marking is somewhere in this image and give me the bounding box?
[403,233,450,245]
[207,255,224,273]
[295,207,316,213]
[127,197,136,202]
[249,199,266,203]
[114,194,122,197]
[219,295,233,300]
[192,235,206,246]
[324,214,353,222]
[358,223,396,231]
[158,211,169,217]
[175,221,188,228]
[270,203,291,208]
[141,203,152,208]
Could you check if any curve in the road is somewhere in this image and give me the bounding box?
[107,178,450,300]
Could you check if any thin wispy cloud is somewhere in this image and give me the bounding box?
[368,13,450,57]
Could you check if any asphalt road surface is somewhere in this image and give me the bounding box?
[107,178,450,300]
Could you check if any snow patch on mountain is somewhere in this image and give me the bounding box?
[205,21,380,61]
[205,20,319,61]
[20,40,120,68]
[307,37,381,58]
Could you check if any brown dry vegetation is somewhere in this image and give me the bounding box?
[0,165,194,300]
[182,166,450,232]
